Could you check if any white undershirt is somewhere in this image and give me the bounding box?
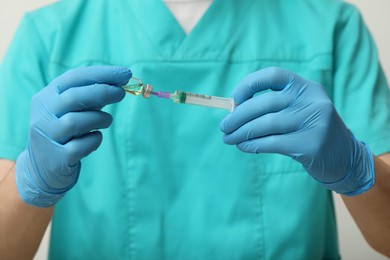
[163,0,213,34]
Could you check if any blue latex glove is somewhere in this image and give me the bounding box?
[220,67,374,196]
[16,66,131,207]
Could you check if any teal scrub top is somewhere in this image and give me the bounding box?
[1,0,390,259]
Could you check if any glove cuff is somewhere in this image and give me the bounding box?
[15,150,80,208]
[323,139,375,196]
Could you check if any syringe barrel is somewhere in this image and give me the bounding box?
[174,91,234,112]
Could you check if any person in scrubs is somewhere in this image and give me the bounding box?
[1,0,390,259]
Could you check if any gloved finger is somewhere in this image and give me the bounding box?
[233,67,302,105]
[50,83,125,117]
[64,131,103,166]
[235,134,295,156]
[223,110,299,145]
[51,66,132,94]
[50,111,113,144]
[220,91,291,134]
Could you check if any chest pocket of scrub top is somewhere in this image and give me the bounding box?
[252,54,334,176]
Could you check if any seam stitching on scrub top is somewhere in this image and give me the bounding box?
[363,136,390,155]
[25,14,51,59]
[253,158,265,259]
[48,52,332,69]
[125,53,332,63]
[252,170,307,176]
[126,2,167,60]
[259,183,265,259]
[366,135,390,147]
[123,109,135,259]
[0,142,26,154]
[25,14,51,84]
[216,0,257,58]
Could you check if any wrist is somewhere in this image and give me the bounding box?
[323,139,375,196]
[15,150,79,208]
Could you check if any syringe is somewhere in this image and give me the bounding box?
[123,77,235,112]
[152,91,234,112]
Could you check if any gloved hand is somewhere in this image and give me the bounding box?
[220,67,374,196]
[16,66,131,207]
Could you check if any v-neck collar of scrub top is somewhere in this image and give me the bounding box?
[128,0,255,59]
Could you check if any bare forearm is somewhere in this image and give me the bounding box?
[0,162,53,260]
[342,155,390,256]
